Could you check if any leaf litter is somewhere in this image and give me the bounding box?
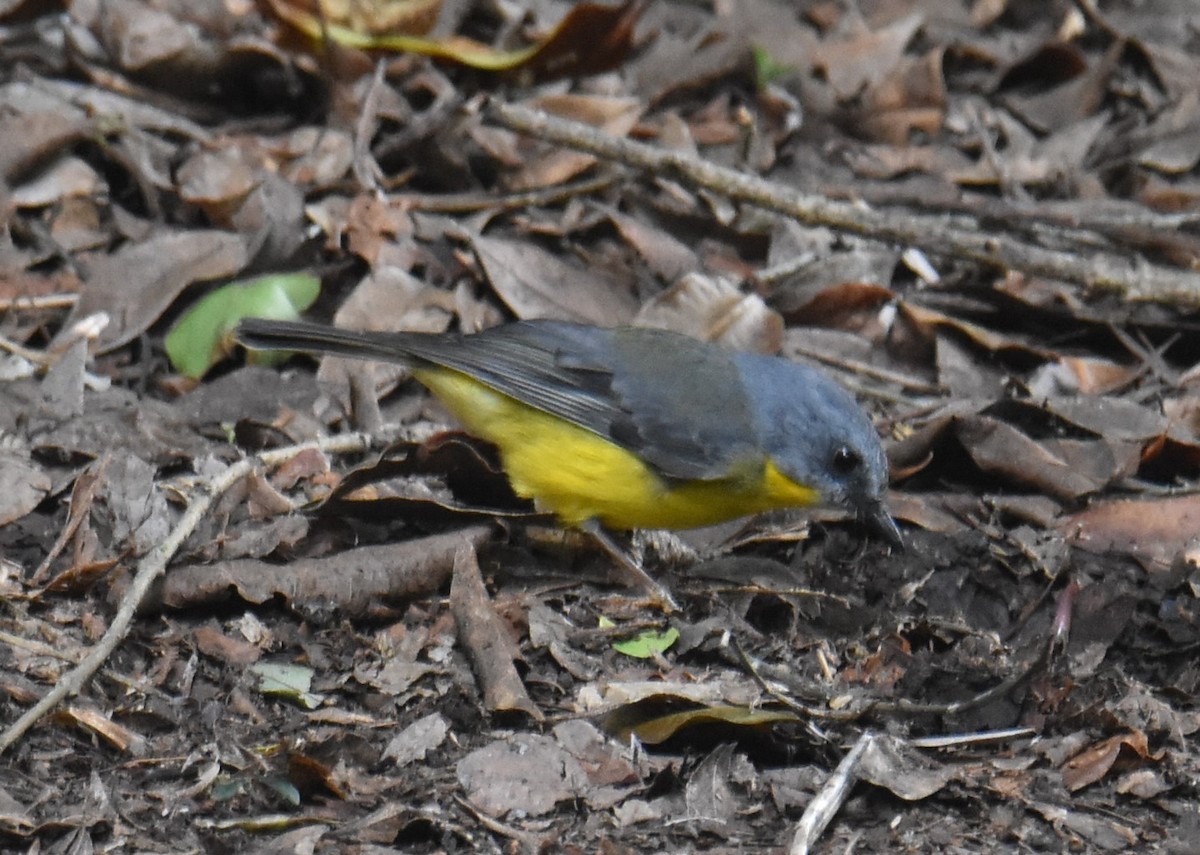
[0,0,1198,852]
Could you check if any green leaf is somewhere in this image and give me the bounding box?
[249,661,325,710]
[613,627,679,659]
[165,272,320,379]
[263,776,302,806]
[210,778,245,801]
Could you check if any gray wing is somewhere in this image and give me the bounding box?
[399,321,762,481]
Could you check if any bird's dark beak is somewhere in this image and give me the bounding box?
[861,501,904,551]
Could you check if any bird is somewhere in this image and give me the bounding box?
[236,318,900,602]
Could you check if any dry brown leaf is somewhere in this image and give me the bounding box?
[1062,731,1156,792]
[605,208,700,283]
[634,272,783,354]
[64,230,248,354]
[1060,494,1200,570]
[193,625,262,665]
[457,734,587,817]
[53,705,147,755]
[511,95,642,190]
[813,13,923,99]
[0,452,51,528]
[859,734,958,801]
[851,50,946,144]
[955,414,1107,500]
[471,234,638,325]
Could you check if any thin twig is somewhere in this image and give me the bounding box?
[454,795,542,853]
[728,635,842,723]
[391,173,618,213]
[788,731,874,855]
[488,101,1200,304]
[907,726,1036,749]
[0,293,80,311]
[0,332,52,366]
[0,432,372,755]
[730,633,1042,723]
[787,341,943,395]
[869,652,1042,718]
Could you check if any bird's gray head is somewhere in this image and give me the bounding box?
[734,353,901,547]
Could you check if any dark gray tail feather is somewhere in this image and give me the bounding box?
[236,319,421,364]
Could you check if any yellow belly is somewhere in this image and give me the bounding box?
[413,367,819,530]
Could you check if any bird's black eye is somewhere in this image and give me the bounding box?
[832,446,861,474]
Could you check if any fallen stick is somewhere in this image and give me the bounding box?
[488,100,1200,305]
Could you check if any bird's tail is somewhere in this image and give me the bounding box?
[236,319,421,364]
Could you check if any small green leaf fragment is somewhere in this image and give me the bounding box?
[752,45,793,88]
[210,778,245,801]
[613,627,679,659]
[249,661,324,710]
[166,272,320,379]
[263,776,302,806]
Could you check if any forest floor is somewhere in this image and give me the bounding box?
[1,1,1199,852]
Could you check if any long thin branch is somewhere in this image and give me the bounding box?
[0,432,372,755]
[488,101,1200,305]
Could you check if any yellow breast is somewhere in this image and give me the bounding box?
[413,367,819,530]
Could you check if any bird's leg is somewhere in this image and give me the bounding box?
[579,519,680,612]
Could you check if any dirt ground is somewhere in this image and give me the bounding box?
[1,1,1200,852]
